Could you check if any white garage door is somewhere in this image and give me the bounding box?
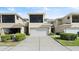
[30,28,48,36]
[64,28,79,34]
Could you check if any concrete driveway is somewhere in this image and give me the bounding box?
[0,35,69,51]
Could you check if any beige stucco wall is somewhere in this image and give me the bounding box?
[71,23,79,27]
[15,15,25,24]
[0,23,16,28]
[55,24,71,33]
[29,23,44,28]
[53,14,73,33]
[21,27,24,34]
[62,15,72,24]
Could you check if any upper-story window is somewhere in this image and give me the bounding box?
[30,15,43,23]
[72,15,79,23]
[2,15,15,23]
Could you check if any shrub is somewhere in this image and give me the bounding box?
[1,34,11,42]
[55,32,60,35]
[15,33,26,41]
[60,33,77,40]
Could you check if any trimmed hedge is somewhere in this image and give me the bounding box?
[15,33,26,41]
[55,32,60,35]
[0,33,26,42]
[60,33,77,40]
[1,34,11,42]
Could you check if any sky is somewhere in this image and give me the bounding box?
[0,7,79,20]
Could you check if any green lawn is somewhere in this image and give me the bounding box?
[51,35,79,46]
[0,42,19,46]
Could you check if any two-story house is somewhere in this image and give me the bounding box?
[0,13,29,35]
[29,13,52,36]
[53,13,79,34]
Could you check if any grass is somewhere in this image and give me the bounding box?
[51,34,79,46]
[0,42,19,46]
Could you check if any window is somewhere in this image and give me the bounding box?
[72,15,79,23]
[2,15,15,23]
[30,15,43,23]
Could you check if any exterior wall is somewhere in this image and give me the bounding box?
[71,23,79,28]
[0,23,17,28]
[53,14,72,33]
[0,14,27,35]
[15,15,24,24]
[55,24,71,33]
[29,23,44,28]
[21,27,25,34]
[53,14,79,33]
[62,15,72,24]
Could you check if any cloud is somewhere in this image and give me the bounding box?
[7,8,15,12]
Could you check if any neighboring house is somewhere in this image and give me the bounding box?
[53,13,79,34]
[0,13,29,35]
[28,13,52,35]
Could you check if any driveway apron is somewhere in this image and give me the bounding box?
[9,35,69,51]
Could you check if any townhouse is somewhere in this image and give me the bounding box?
[0,13,29,35]
[28,13,52,36]
[53,13,79,34]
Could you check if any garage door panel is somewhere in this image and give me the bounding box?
[30,28,48,36]
[64,28,79,34]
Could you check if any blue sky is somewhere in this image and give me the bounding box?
[0,7,79,19]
